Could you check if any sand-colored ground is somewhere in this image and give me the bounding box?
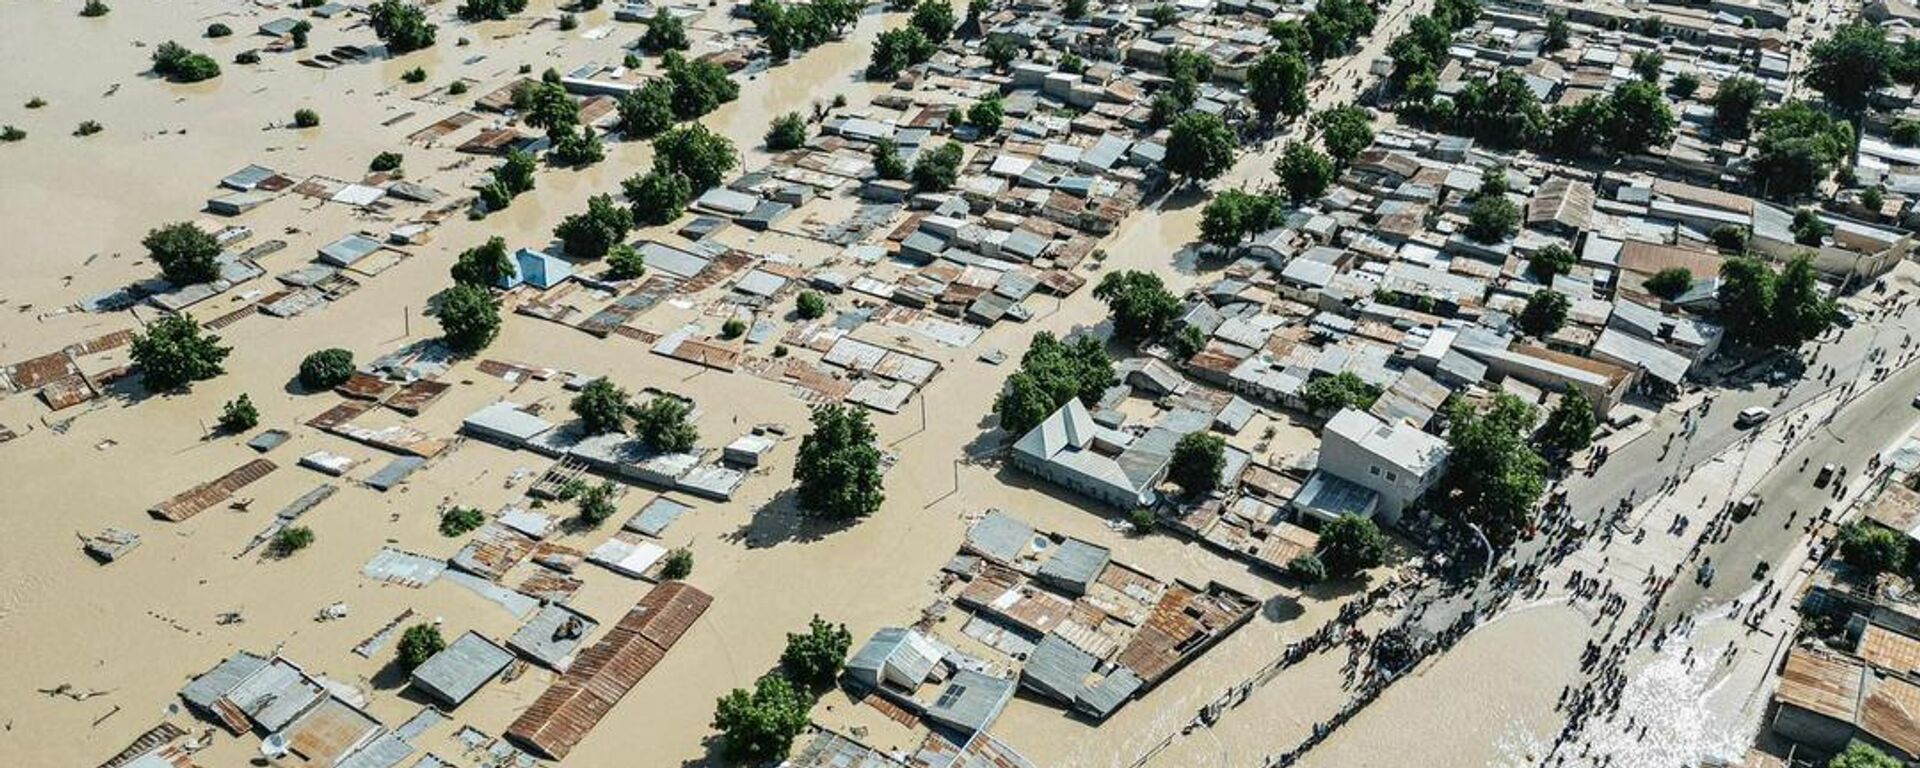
[0,2,1470,767]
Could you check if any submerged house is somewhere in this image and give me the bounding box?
[1009,399,1178,510]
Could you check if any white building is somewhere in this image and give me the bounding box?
[1299,408,1448,526]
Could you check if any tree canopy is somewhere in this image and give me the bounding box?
[652,122,737,192]
[1315,106,1373,164]
[793,404,886,519]
[151,41,221,83]
[632,395,699,453]
[298,348,355,391]
[615,80,676,138]
[1276,142,1336,204]
[572,378,630,435]
[1246,51,1309,122]
[867,27,935,79]
[1517,290,1570,337]
[1538,386,1597,459]
[1465,193,1519,243]
[1199,189,1284,248]
[368,0,436,53]
[1712,76,1766,137]
[712,674,811,763]
[457,0,527,21]
[451,236,514,288]
[623,169,693,225]
[778,615,852,690]
[144,221,222,285]
[437,283,501,354]
[910,0,955,43]
[1440,394,1544,548]
[396,623,445,672]
[1165,112,1237,181]
[662,51,738,119]
[911,140,965,191]
[640,8,689,51]
[1317,515,1387,578]
[1752,100,1854,199]
[554,194,634,260]
[1527,244,1576,283]
[992,332,1115,436]
[1301,372,1381,414]
[765,112,808,150]
[1093,270,1181,342]
[1717,254,1833,348]
[1644,267,1694,300]
[132,315,230,391]
[1805,23,1893,114]
[1837,521,1910,576]
[1168,431,1227,497]
[1828,742,1904,768]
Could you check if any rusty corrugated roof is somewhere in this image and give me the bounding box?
[149,459,277,522]
[506,582,713,759]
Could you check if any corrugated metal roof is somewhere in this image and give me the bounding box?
[506,582,713,759]
[410,631,514,707]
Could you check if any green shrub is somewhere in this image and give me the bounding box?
[219,394,260,432]
[271,525,315,557]
[439,506,486,537]
[293,108,320,128]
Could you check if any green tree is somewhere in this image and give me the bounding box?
[766,112,808,150]
[1528,244,1576,282]
[219,394,260,433]
[721,318,747,339]
[1538,386,1596,459]
[1301,372,1380,414]
[1093,270,1181,342]
[1168,431,1227,496]
[1630,50,1664,83]
[143,222,222,284]
[993,332,1114,435]
[550,125,605,166]
[451,236,515,288]
[1836,521,1910,576]
[1165,112,1237,182]
[439,506,486,537]
[1287,553,1328,582]
[1199,189,1281,248]
[1668,71,1700,99]
[271,526,314,557]
[1893,119,1920,146]
[1276,142,1336,204]
[663,51,738,119]
[1440,394,1544,548]
[151,42,221,82]
[132,315,231,391]
[80,0,109,16]
[498,149,538,195]
[1544,13,1569,51]
[911,0,955,43]
[554,194,634,260]
[368,0,437,53]
[911,140,965,191]
[1247,51,1310,122]
[982,34,1019,71]
[1518,290,1569,337]
[1317,515,1387,578]
[1465,194,1518,243]
[298,348,355,390]
[872,137,908,180]
[868,27,934,79]
[572,377,630,435]
[1712,76,1766,137]
[616,80,676,138]
[1315,105,1373,164]
[652,122,737,192]
[1604,81,1676,156]
[641,8,690,50]
[577,480,617,524]
[608,243,647,279]
[1711,225,1750,253]
[624,170,693,225]
[1791,208,1832,246]
[712,674,811,762]
[437,282,501,354]
[1805,22,1892,114]
[632,395,699,452]
[779,615,852,690]
[370,151,405,173]
[396,623,445,671]
[1771,254,1835,347]
[293,108,321,128]
[1064,0,1088,19]
[1644,268,1694,300]
[1752,100,1854,198]
[1446,71,1545,149]
[966,95,1004,135]
[1828,742,1904,768]
[796,290,828,319]
[794,404,886,519]
[661,546,694,579]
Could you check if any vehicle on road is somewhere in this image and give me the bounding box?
[1733,494,1761,521]
[1911,393,1920,408]
[1735,406,1772,428]
[1816,464,1837,488]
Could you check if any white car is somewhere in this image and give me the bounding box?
[1735,406,1772,428]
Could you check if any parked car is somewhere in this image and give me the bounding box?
[1815,464,1837,488]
